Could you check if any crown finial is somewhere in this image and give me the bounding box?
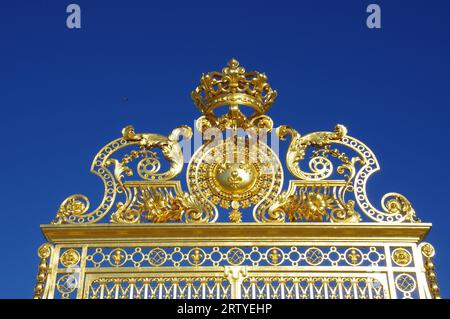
[191,59,277,130]
[228,58,239,69]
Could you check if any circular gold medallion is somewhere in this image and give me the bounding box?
[392,248,412,267]
[187,137,283,221]
[38,243,52,259]
[213,163,258,195]
[60,249,81,268]
[420,243,435,258]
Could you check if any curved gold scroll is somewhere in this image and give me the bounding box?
[277,124,419,223]
[52,125,192,224]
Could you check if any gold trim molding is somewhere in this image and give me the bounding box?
[41,223,431,244]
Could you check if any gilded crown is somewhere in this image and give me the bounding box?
[191,59,277,117]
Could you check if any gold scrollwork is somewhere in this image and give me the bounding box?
[52,137,128,224]
[53,125,192,224]
[277,124,347,181]
[121,125,192,180]
[275,123,418,223]
[53,195,90,224]
[382,193,419,223]
[50,59,422,225]
[267,145,362,223]
[336,136,419,223]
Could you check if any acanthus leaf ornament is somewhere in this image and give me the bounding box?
[121,125,192,181]
[276,124,347,181]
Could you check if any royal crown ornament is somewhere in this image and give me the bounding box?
[191,59,277,131]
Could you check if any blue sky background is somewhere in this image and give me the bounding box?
[0,0,449,298]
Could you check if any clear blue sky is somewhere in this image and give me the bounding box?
[0,0,449,298]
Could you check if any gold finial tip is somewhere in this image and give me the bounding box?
[228,58,240,69]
